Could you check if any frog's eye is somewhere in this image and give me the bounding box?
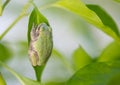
[40,27,45,31]
[48,27,52,32]
[40,23,49,31]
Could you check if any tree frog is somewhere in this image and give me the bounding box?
[28,23,53,66]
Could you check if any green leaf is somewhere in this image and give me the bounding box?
[97,42,120,62]
[0,43,12,62]
[72,47,92,70]
[0,61,41,85]
[28,7,49,44]
[0,73,6,85]
[53,0,120,42]
[28,7,50,82]
[67,61,120,85]
[113,0,120,3]
[87,5,119,36]
[44,82,66,85]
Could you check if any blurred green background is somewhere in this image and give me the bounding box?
[0,0,120,85]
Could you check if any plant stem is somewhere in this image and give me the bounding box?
[0,15,25,40]
[0,0,2,15]
[2,0,10,12]
[33,65,45,82]
[0,0,10,16]
[0,0,32,40]
[0,61,21,84]
[0,72,6,85]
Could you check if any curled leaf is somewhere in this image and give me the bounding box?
[53,0,120,42]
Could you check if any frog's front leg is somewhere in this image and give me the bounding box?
[28,43,40,66]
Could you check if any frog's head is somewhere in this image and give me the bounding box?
[37,23,51,32]
[30,23,51,41]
